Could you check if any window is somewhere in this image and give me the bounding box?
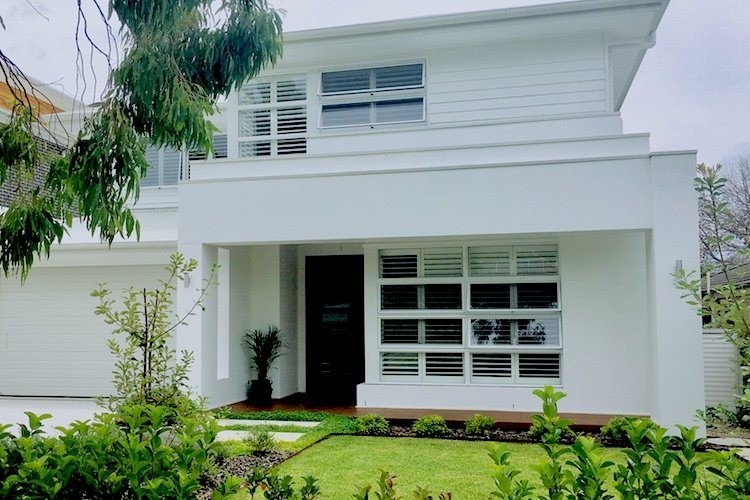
[142,146,182,187]
[188,134,228,161]
[377,245,561,385]
[237,75,307,157]
[320,63,425,129]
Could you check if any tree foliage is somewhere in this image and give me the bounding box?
[699,158,750,264]
[677,163,750,423]
[0,0,283,278]
[91,253,217,414]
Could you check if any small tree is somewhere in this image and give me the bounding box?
[91,253,217,414]
[676,163,750,422]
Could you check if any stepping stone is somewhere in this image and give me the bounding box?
[215,430,305,443]
[217,419,320,428]
[706,437,750,447]
[271,432,305,442]
[216,430,252,442]
[737,449,750,462]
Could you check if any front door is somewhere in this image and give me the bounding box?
[306,255,364,404]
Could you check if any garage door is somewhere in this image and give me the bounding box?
[0,265,163,397]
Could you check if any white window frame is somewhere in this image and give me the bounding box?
[237,74,307,157]
[318,61,427,130]
[376,242,563,386]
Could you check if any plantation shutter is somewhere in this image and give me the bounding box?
[469,246,511,276]
[142,147,160,187]
[162,149,181,185]
[516,246,558,275]
[238,75,307,157]
[381,353,419,378]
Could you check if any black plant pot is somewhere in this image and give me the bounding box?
[247,379,273,406]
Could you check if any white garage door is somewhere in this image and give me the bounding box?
[0,265,163,397]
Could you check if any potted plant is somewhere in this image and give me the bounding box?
[243,325,285,405]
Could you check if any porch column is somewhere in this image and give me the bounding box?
[647,151,704,434]
[175,242,212,396]
[246,245,299,399]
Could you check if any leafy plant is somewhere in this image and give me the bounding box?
[356,414,390,436]
[566,436,615,499]
[92,253,217,417]
[255,470,321,500]
[243,325,285,382]
[412,415,451,438]
[675,163,750,423]
[530,386,574,500]
[245,428,277,455]
[600,416,657,445]
[0,406,218,499]
[488,444,535,499]
[465,414,495,437]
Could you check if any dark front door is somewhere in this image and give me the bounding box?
[306,255,364,404]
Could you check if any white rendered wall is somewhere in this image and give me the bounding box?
[358,231,651,416]
[180,156,654,246]
[277,246,299,398]
[647,152,704,433]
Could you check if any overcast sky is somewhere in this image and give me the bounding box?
[1,0,748,165]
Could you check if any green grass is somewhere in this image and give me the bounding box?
[214,408,334,422]
[273,435,631,499]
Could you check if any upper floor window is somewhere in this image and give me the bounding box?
[142,146,182,187]
[319,63,425,129]
[238,75,307,157]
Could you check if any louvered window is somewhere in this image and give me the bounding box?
[238,75,307,157]
[142,146,183,187]
[320,63,425,129]
[377,244,561,385]
[188,134,229,162]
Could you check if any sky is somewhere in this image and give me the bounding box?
[1,0,749,166]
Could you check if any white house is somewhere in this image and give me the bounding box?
[0,0,704,429]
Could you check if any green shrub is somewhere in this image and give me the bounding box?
[356,414,390,436]
[465,413,495,436]
[600,416,657,445]
[246,467,321,499]
[0,405,218,499]
[412,415,450,437]
[245,427,277,455]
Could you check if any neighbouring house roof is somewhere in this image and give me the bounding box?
[703,262,750,289]
[0,74,81,116]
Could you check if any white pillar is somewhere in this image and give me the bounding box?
[175,242,209,396]
[647,151,705,434]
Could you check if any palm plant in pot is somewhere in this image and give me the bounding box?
[243,325,285,405]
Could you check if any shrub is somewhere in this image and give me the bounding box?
[0,405,217,499]
[465,413,495,436]
[245,428,277,455]
[600,416,657,445]
[703,403,740,428]
[412,415,450,437]
[356,414,390,436]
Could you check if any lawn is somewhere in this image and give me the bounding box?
[273,435,628,499]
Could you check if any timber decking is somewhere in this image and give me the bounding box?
[228,394,638,431]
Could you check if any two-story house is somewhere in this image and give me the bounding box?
[0,0,703,429]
